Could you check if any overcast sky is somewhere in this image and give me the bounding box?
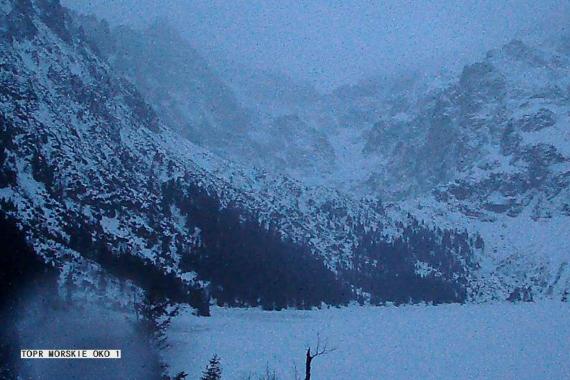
[65,0,570,91]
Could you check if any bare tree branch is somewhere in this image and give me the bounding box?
[305,333,337,380]
[308,333,337,359]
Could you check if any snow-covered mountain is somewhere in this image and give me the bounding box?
[201,34,570,302]
[3,3,570,379]
[75,16,339,181]
[272,37,570,301]
[1,0,480,315]
[398,39,570,301]
[2,0,568,316]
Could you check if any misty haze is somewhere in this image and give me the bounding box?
[1,0,570,379]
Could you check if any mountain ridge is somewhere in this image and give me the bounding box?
[1,0,479,313]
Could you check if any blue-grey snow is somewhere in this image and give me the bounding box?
[1,0,570,379]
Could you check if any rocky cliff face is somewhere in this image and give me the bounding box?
[220,36,570,301]
[1,0,477,310]
[74,15,338,183]
[377,39,570,300]
[217,35,570,301]
[4,0,567,308]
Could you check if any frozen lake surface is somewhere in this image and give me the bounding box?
[166,302,570,379]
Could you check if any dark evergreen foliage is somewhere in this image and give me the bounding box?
[60,210,210,315]
[0,114,18,188]
[93,243,210,316]
[201,354,222,380]
[344,218,475,305]
[171,371,189,380]
[134,291,178,350]
[168,181,352,309]
[0,212,58,379]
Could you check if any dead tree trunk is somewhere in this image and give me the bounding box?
[304,334,335,380]
[305,348,313,380]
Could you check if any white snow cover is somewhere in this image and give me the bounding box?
[166,303,570,380]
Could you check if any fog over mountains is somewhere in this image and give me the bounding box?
[63,0,570,91]
[1,0,569,378]
[95,13,570,297]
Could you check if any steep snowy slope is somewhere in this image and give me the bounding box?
[72,16,344,183]
[241,36,570,300]
[212,36,570,301]
[381,39,570,300]
[0,0,477,309]
[75,17,255,154]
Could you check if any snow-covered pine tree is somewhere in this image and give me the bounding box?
[201,354,222,380]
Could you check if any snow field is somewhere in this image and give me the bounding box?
[166,302,570,379]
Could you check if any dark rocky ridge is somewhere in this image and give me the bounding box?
[0,0,477,314]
